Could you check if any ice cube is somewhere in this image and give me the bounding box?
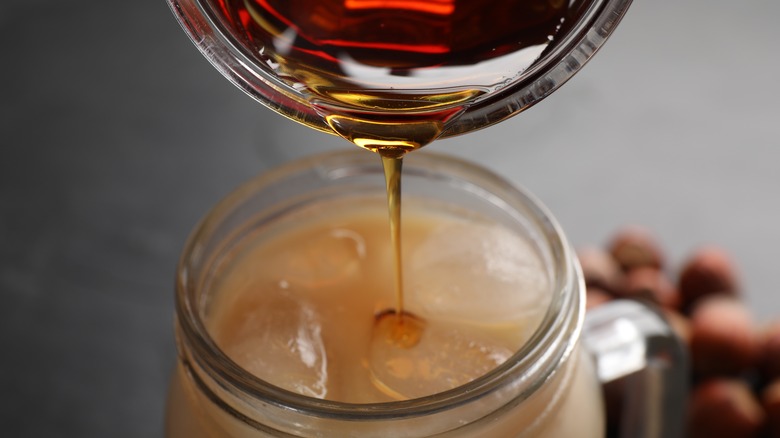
[215,288,332,399]
[274,228,366,289]
[406,221,551,325]
[368,312,513,400]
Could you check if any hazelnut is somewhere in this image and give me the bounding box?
[762,379,780,438]
[689,296,758,377]
[687,378,765,438]
[759,321,780,382]
[585,287,612,310]
[678,246,740,312]
[577,246,624,294]
[607,226,664,272]
[619,266,680,309]
[663,308,692,347]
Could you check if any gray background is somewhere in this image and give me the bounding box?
[1,0,779,436]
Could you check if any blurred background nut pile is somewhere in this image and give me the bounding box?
[579,226,780,438]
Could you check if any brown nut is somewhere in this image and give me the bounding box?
[678,245,740,312]
[663,308,692,347]
[585,287,612,310]
[762,379,780,438]
[689,296,758,377]
[687,378,765,438]
[577,246,624,294]
[607,226,664,272]
[759,321,780,382]
[619,266,680,309]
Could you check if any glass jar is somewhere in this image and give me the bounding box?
[165,0,633,142]
[165,150,685,437]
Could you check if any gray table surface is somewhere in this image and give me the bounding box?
[2,0,779,436]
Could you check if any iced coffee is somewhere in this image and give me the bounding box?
[165,152,604,437]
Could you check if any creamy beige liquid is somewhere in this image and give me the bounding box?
[165,198,605,436]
